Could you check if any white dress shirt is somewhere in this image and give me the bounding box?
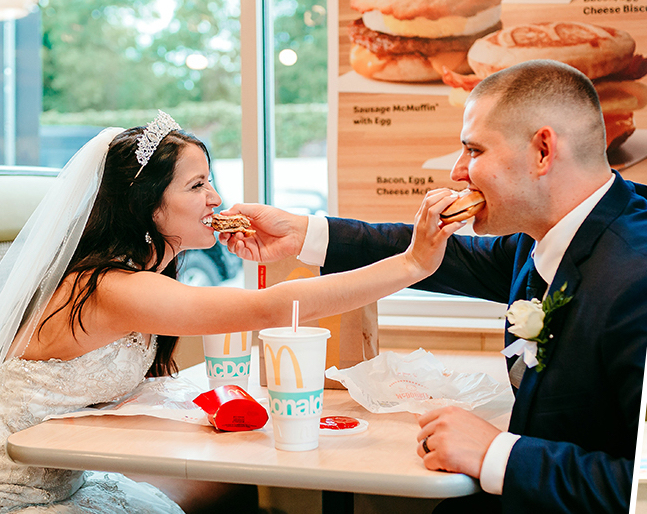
[298,215,329,266]
[297,174,615,494]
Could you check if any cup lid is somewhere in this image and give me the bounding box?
[258,326,331,340]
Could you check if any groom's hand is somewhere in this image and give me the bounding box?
[416,406,501,479]
[218,203,308,263]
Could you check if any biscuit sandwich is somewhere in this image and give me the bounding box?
[211,214,256,237]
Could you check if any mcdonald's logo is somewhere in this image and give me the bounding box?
[205,355,251,379]
[264,345,304,388]
[223,332,248,355]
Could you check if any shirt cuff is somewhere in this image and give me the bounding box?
[479,432,521,495]
[297,215,329,267]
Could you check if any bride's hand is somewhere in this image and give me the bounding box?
[405,190,464,278]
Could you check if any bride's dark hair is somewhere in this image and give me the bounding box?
[40,127,210,377]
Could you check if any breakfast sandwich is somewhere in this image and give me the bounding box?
[440,189,486,224]
[211,214,256,237]
[348,0,503,83]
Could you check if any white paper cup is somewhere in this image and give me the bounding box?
[203,332,252,390]
[258,326,330,451]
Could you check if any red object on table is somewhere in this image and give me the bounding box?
[194,385,268,432]
[320,416,360,430]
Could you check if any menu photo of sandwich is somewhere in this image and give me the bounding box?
[333,2,647,221]
[338,0,504,94]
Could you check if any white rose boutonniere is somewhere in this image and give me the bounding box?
[504,283,573,372]
[507,298,545,340]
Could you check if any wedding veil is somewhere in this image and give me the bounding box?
[0,127,124,363]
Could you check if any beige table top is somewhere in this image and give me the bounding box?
[7,348,513,499]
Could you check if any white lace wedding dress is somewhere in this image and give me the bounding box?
[0,333,184,513]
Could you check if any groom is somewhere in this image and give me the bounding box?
[221,60,647,512]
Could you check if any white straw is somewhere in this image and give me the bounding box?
[292,300,299,332]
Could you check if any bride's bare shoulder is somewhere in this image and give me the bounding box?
[18,269,146,361]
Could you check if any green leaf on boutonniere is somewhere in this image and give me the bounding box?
[534,283,572,372]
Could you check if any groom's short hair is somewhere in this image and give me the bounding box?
[469,59,607,166]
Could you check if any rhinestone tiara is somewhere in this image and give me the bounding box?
[134,109,181,173]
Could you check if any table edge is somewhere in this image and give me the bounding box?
[7,436,480,498]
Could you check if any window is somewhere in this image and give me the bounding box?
[246,1,505,327]
[2,0,245,288]
[269,1,328,217]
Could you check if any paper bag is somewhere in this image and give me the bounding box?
[255,256,379,389]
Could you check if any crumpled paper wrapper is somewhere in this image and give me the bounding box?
[325,348,505,414]
[45,376,212,425]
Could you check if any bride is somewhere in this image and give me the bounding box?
[0,111,463,512]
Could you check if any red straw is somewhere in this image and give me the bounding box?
[292,300,299,332]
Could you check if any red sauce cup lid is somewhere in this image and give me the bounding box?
[320,416,360,430]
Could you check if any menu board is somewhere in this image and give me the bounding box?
[331,0,647,222]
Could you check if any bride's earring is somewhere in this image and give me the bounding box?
[144,232,152,245]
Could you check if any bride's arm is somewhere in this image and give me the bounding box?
[97,191,461,339]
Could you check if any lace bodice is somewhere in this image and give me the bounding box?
[0,333,182,513]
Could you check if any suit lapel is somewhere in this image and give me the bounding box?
[505,257,534,374]
[508,260,580,433]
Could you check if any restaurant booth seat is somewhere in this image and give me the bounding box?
[0,173,56,261]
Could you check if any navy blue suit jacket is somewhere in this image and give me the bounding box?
[322,173,647,513]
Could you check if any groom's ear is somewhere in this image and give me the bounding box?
[531,126,557,177]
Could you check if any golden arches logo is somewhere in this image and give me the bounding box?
[223,332,248,355]
[264,345,303,388]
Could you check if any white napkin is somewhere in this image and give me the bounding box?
[45,376,212,425]
[326,349,505,415]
